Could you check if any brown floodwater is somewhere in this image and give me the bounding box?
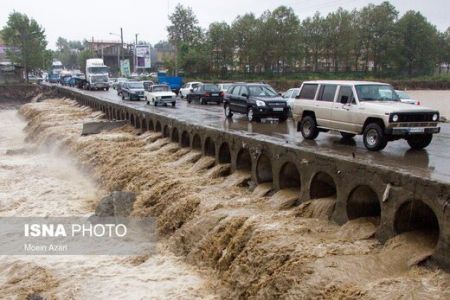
[13,99,450,299]
[0,109,218,299]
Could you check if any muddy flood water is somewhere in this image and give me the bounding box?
[0,109,217,299]
[1,98,450,299]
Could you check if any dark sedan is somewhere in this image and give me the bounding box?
[186,84,223,105]
[121,81,146,101]
[224,83,289,122]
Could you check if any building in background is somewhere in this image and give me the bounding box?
[87,39,133,76]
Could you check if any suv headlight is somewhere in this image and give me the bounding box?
[433,113,439,121]
[392,114,399,122]
[256,100,266,107]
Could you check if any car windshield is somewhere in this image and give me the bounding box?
[248,85,278,97]
[396,90,410,99]
[88,67,109,74]
[128,82,144,89]
[152,86,170,92]
[221,84,231,90]
[204,84,219,92]
[355,84,400,102]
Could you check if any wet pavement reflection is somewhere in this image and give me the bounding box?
[67,87,450,183]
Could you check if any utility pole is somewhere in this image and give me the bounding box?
[120,27,124,76]
[134,33,139,73]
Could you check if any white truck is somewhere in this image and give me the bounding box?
[84,58,110,91]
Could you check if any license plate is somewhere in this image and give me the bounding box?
[409,128,425,133]
[212,93,218,96]
[273,108,284,112]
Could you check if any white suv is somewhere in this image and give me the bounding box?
[292,80,440,151]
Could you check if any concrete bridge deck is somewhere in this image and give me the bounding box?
[52,85,450,269]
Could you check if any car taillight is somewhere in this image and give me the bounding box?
[417,101,421,106]
[204,92,209,97]
[219,92,224,97]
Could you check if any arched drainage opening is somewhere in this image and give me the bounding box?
[347,185,380,220]
[163,125,170,138]
[218,143,231,164]
[192,134,201,150]
[256,154,273,183]
[395,200,439,245]
[172,128,179,143]
[141,119,147,131]
[301,172,337,219]
[310,172,336,199]
[148,120,154,131]
[155,121,162,132]
[181,131,190,147]
[279,162,301,189]
[130,114,135,126]
[135,117,141,129]
[126,112,129,121]
[236,148,252,171]
[204,137,216,157]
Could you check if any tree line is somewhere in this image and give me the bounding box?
[167,2,450,77]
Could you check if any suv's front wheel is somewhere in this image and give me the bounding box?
[300,116,319,139]
[407,134,433,150]
[224,103,233,119]
[363,123,387,151]
[247,107,260,122]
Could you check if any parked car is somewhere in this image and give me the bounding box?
[60,75,72,86]
[292,80,440,151]
[145,84,176,107]
[224,83,290,122]
[179,82,202,98]
[142,80,154,91]
[113,78,128,89]
[395,90,421,105]
[121,81,145,101]
[68,76,84,88]
[217,83,232,93]
[48,74,60,84]
[282,88,301,111]
[27,75,43,84]
[109,78,117,87]
[187,84,223,105]
[116,81,126,96]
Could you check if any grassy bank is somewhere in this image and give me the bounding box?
[185,73,450,91]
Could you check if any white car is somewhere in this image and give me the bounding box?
[145,84,177,107]
[282,88,301,110]
[396,90,420,105]
[217,83,232,93]
[179,82,202,98]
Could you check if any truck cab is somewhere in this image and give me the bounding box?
[85,59,110,91]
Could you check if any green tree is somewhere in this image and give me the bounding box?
[301,13,325,72]
[206,22,234,75]
[394,11,440,75]
[1,11,48,82]
[231,13,260,73]
[167,4,203,73]
[263,6,301,73]
[359,2,398,72]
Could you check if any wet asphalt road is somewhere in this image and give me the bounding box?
[62,87,450,183]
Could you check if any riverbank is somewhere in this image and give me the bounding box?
[0,108,218,299]
[16,98,450,299]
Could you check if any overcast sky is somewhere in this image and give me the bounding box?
[1,0,449,49]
